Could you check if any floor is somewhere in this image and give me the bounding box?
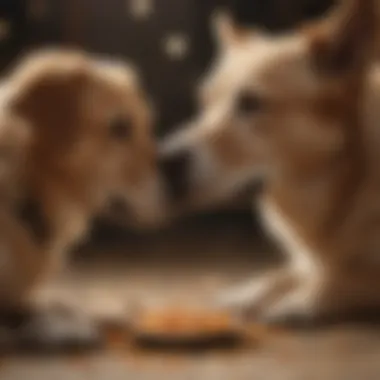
[0,212,380,380]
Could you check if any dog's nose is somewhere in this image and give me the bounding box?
[159,149,192,202]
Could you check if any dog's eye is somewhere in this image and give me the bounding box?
[236,92,262,116]
[109,117,132,140]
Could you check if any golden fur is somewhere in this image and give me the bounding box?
[162,0,380,323]
[0,49,163,347]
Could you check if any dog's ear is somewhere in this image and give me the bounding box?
[8,52,90,144]
[308,0,377,76]
[0,111,31,158]
[211,10,249,50]
[0,111,31,198]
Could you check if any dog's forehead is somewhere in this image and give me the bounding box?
[92,59,140,92]
[205,33,319,102]
[86,59,145,115]
[246,34,319,98]
[202,38,258,98]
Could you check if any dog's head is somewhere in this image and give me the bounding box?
[160,0,377,213]
[4,49,164,226]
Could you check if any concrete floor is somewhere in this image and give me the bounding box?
[0,213,380,380]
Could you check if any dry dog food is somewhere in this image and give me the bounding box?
[130,307,248,349]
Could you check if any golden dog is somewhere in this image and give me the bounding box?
[160,0,380,325]
[0,49,165,349]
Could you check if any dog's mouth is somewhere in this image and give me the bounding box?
[244,177,265,195]
[104,193,170,231]
[104,196,132,225]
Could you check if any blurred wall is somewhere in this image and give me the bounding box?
[1,0,334,135]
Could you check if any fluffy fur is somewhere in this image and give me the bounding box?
[161,0,380,324]
[0,49,164,349]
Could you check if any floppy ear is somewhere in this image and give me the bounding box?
[0,111,31,150]
[8,52,89,145]
[211,10,248,50]
[0,111,31,198]
[309,0,377,76]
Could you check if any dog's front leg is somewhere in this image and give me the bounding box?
[0,211,105,353]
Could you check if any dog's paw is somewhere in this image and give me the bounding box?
[214,270,296,321]
[214,279,270,319]
[258,288,319,328]
[15,305,104,353]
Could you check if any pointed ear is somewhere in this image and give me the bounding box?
[211,10,248,50]
[309,0,377,76]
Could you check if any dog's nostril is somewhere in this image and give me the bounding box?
[160,150,192,202]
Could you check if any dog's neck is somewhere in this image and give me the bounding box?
[17,146,105,248]
[259,65,380,252]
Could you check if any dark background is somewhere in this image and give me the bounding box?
[0,0,334,135]
[0,0,334,234]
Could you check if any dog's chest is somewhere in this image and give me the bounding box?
[16,194,89,252]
